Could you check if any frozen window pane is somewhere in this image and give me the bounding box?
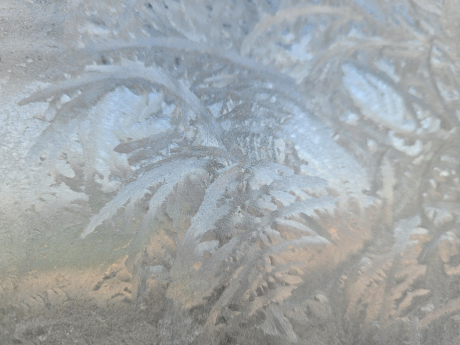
[1,0,460,344]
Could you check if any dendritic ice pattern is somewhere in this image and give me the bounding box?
[1,0,460,344]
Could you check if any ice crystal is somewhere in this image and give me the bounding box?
[2,0,460,344]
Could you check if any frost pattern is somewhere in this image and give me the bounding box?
[342,63,417,133]
[2,0,460,344]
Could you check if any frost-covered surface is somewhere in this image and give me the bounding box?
[1,0,460,344]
